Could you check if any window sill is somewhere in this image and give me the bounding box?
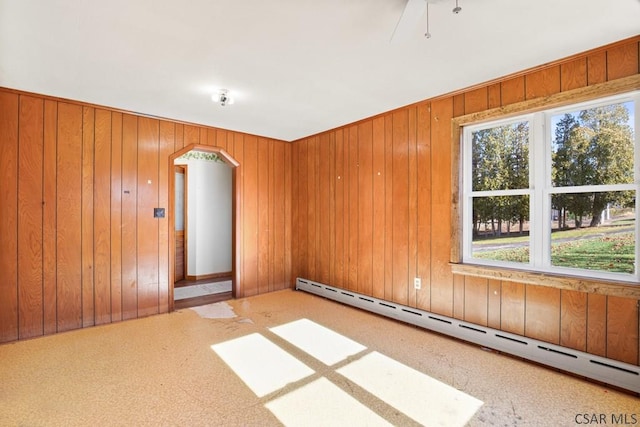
[450,263,640,300]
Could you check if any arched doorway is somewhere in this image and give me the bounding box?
[168,144,241,310]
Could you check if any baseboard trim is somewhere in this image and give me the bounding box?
[186,271,232,281]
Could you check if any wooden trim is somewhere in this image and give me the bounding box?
[168,143,241,311]
[451,263,640,300]
[185,271,233,281]
[450,74,640,297]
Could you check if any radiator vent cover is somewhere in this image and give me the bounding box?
[296,278,639,394]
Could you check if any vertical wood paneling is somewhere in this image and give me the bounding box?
[392,110,409,305]
[384,116,394,300]
[268,139,276,291]
[501,281,525,335]
[110,112,123,322]
[94,109,112,325]
[357,121,373,296]
[334,131,345,288]
[586,292,607,357]
[587,52,607,85]
[453,274,465,320]
[136,117,159,317]
[500,76,525,105]
[273,140,287,290]
[318,134,332,284]
[43,100,58,334]
[371,117,385,300]
[308,136,318,281]
[464,87,488,114]
[607,296,639,365]
[416,103,431,311]
[430,98,453,316]
[257,137,270,294]
[407,107,418,308]
[525,66,561,99]
[233,133,245,293]
[560,289,587,351]
[121,114,138,320]
[464,276,488,326]
[18,95,44,339]
[158,121,174,312]
[184,125,199,146]
[487,279,501,329]
[561,58,587,92]
[607,41,639,81]
[56,103,83,332]
[81,107,95,328]
[487,84,501,109]
[0,92,19,343]
[348,126,359,292]
[525,285,560,344]
[242,135,259,296]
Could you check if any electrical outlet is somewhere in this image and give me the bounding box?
[414,277,421,290]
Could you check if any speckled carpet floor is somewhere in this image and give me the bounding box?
[0,289,637,426]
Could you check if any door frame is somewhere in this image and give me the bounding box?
[168,144,241,311]
[174,164,187,283]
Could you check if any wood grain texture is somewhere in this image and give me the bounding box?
[606,296,639,365]
[17,95,44,339]
[358,121,373,296]
[82,107,95,328]
[0,91,19,342]
[525,285,560,344]
[416,103,431,311]
[121,114,138,320]
[487,279,501,329]
[561,58,588,92]
[587,52,607,85]
[607,40,639,81]
[242,135,259,296]
[525,66,561,99]
[137,117,159,317]
[430,98,454,317]
[43,100,58,334]
[384,116,394,301]
[348,126,359,292]
[407,107,417,308]
[560,289,587,351]
[94,109,112,325]
[318,134,332,285]
[334,130,345,288]
[392,110,409,305]
[371,117,385,300]
[158,121,174,312]
[501,76,525,106]
[464,87,488,115]
[501,281,525,335]
[257,137,270,294]
[56,103,83,332]
[110,112,123,322]
[464,276,488,326]
[586,293,607,357]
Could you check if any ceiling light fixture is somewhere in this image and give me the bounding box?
[424,3,431,38]
[212,89,234,106]
[452,0,462,14]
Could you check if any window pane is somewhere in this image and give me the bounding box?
[550,191,636,274]
[472,195,530,263]
[471,121,529,191]
[551,102,635,187]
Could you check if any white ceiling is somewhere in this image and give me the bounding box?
[1,0,639,141]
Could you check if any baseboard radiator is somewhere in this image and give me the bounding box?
[296,277,640,394]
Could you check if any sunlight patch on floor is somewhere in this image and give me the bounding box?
[269,318,366,365]
[211,333,314,397]
[337,351,483,427]
[265,377,392,426]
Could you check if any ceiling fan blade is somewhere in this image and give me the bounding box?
[390,0,427,43]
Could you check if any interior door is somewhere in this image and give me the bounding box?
[174,165,186,282]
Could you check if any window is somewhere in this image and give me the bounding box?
[462,92,639,282]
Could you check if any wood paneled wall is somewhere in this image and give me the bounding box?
[0,91,291,342]
[291,36,640,366]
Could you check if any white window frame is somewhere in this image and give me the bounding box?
[462,91,640,283]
